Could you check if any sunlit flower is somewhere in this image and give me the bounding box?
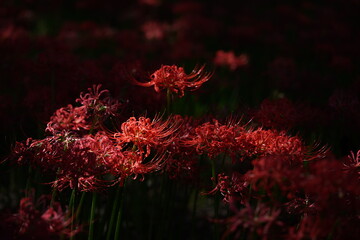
[46,104,89,134]
[76,84,121,117]
[46,84,121,134]
[11,132,109,192]
[107,150,166,186]
[184,119,244,159]
[131,65,212,97]
[112,116,180,157]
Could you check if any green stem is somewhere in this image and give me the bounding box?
[67,189,76,215]
[106,187,121,240]
[114,182,126,240]
[50,187,57,207]
[68,189,76,240]
[75,191,86,223]
[88,192,97,240]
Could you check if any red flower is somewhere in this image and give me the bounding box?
[214,50,248,70]
[219,200,283,240]
[184,119,244,159]
[343,150,360,178]
[245,155,303,197]
[7,195,79,239]
[76,84,121,117]
[131,65,212,97]
[12,132,109,192]
[236,129,308,161]
[205,172,247,203]
[108,150,166,185]
[162,115,200,181]
[46,84,121,134]
[112,116,179,157]
[46,104,89,134]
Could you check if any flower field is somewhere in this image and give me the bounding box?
[1,1,359,239]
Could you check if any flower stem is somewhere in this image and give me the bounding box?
[88,192,97,240]
[69,189,76,240]
[50,187,57,207]
[106,187,121,240]
[75,191,86,223]
[114,181,126,240]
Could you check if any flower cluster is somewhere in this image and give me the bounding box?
[185,119,309,162]
[3,194,78,240]
[11,86,184,191]
[46,84,121,134]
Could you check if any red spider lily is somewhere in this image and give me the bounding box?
[10,138,35,165]
[286,155,360,239]
[219,200,284,240]
[245,155,303,198]
[162,115,200,181]
[48,133,111,191]
[185,119,314,162]
[285,196,319,216]
[46,84,121,134]
[6,195,79,239]
[46,104,90,134]
[11,132,109,192]
[111,116,180,157]
[184,119,244,159]
[343,150,360,178]
[76,84,121,117]
[52,174,108,192]
[131,64,212,97]
[168,115,198,154]
[204,172,247,203]
[299,157,360,207]
[214,50,248,70]
[109,150,166,185]
[88,131,123,168]
[236,129,307,160]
